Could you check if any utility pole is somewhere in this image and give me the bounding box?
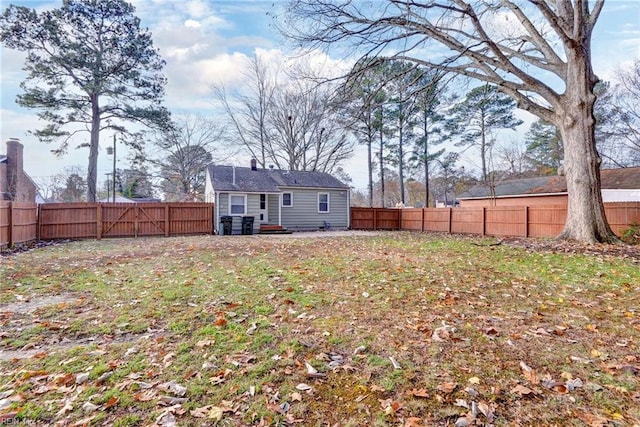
[112,134,116,203]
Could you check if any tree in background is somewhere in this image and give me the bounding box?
[214,53,352,173]
[384,60,422,205]
[281,0,617,243]
[120,168,153,199]
[595,63,640,167]
[410,70,450,207]
[0,0,170,202]
[450,84,522,183]
[213,55,275,168]
[149,115,227,201]
[524,119,563,175]
[342,58,388,207]
[35,165,86,202]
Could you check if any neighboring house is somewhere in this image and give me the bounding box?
[0,138,37,203]
[458,167,640,207]
[205,160,351,234]
[97,195,161,203]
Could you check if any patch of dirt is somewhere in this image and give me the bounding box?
[0,293,80,314]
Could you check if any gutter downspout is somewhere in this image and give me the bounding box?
[215,191,220,234]
[347,189,351,229]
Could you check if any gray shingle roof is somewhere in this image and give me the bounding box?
[458,167,640,199]
[208,164,350,193]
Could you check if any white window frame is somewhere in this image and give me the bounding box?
[318,192,330,213]
[229,193,247,216]
[282,192,293,207]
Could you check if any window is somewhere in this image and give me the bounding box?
[318,193,330,213]
[260,194,266,210]
[229,194,246,215]
[282,192,293,207]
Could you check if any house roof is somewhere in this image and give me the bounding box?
[208,164,350,193]
[0,154,7,163]
[458,167,640,199]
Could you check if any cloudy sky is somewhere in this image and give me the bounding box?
[1,0,639,193]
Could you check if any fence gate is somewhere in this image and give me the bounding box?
[101,204,168,238]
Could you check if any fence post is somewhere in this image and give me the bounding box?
[8,202,13,247]
[165,204,170,237]
[448,207,452,234]
[524,206,529,238]
[421,208,425,232]
[373,209,377,231]
[96,204,102,240]
[482,207,486,236]
[398,208,402,230]
[36,204,41,242]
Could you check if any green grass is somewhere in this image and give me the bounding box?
[0,233,638,426]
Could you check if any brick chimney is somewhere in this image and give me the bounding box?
[251,158,257,171]
[6,138,23,200]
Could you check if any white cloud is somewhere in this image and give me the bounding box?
[184,19,201,29]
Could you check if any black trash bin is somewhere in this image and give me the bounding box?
[220,216,233,235]
[241,216,255,235]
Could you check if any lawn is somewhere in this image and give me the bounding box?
[0,232,639,426]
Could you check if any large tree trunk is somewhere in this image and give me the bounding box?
[556,47,618,243]
[87,96,100,202]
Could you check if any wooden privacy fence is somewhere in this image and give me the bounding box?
[0,202,38,248]
[38,203,214,240]
[351,202,640,238]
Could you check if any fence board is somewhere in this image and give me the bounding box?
[485,206,526,237]
[451,208,484,235]
[604,202,640,236]
[423,208,450,232]
[401,208,423,231]
[39,202,213,240]
[0,202,37,247]
[350,202,640,239]
[0,201,9,246]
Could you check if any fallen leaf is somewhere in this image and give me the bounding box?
[404,416,425,427]
[437,382,458,394]
[104,396,119,410]
[519,361,539,385]
[468,377,480,385]
[82,401,99,413]
[291,392,303,402]
[511,384,537,397]
[553,384,569,394]
[296,383,313,392]
[190,405,210,418]
[407,388,429,398]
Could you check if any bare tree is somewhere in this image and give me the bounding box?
[280,0,616,243]
[147,115,228,201]
[214,52,353,173]
[596,61,640,167]
[213,55,276,168]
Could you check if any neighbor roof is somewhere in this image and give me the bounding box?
[0,155,7,163]
[458,167,640,199]
[208,164,350,193]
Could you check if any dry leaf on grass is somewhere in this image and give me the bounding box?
[519,361,539,384]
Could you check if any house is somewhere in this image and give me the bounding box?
[205,160,351,234]
[457,167,640,207]
[0,138,37,203]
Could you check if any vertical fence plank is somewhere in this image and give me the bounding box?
[96,204,102,240]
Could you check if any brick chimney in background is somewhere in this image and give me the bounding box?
[6,138,23,200]
[251,158,257,171]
